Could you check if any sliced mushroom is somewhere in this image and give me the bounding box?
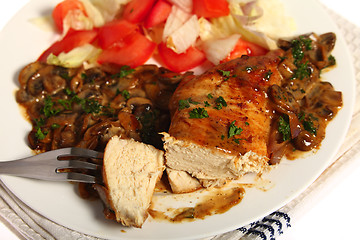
[126,97,153,110]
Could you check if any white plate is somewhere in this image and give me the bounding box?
[0,0,355,239]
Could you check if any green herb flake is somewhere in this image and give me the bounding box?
[204,101,211,107]
[278,115,291,141]
[179,99,191,110]
[189,108,209,119]
[292,61,310,80]
[228,120,243,138]
[121,90,130,100]
[111,66,135,79]
[207,93,214,99]
[214,96,227,110]
[35,128,48,140]
[43,97,60,118]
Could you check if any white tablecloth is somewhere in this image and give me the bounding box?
[0,0,359,239]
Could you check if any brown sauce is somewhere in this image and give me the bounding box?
[149,187,245,222]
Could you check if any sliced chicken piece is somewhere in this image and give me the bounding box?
[163,50,284,180]
[166,168,202,193]
[103,136,165,228]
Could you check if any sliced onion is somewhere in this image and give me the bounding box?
[167,15,199,54]
[163,5,192,42]
[167,0,193,13]
[201,34,240,65]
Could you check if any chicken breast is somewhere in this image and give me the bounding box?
[103,136,165,228]
[163,50,284,180]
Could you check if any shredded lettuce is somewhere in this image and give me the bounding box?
[89,0,130,22]
[47,44,102,68]
[199,14,277,50]
[62,9,93,36]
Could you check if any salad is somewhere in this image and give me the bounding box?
[37,0,295,72]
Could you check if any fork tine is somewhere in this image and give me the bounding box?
[65,172,98,183]
[57,160,101,171]
[57,148,104,159]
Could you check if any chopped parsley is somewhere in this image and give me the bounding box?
[189,107,209,119]
[217,69,232,81]
[293,61,311,80]
[204,101,211,107]
[43,96,61,118]
[290,36,313,80]
[111,65,135,79]
[178,98,199,110]
[120,89,130,100]
[299,112,318,136]
[278,115,291,141]
[214,96,227,110]
[179,99,191,110]
[207,93,214,99]
[34,118,47,140]
[228,121,243,138]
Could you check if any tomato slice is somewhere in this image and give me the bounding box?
[97,20,139,49]
[52,0,86,32]
[158,42,206,72]
[222,38,268,62]
[38,29,98,62]
[144,0,172,28]
[122,0,157,23]
[97,32,156,68]
[192,0,230,18]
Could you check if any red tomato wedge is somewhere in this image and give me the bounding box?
[192,0,230,18]
[97,20,139,49]
[158,42,206,72]
[52,0,86,32]
[222,38,268,62]
[144,0,172,28]
[38,29,98,62]
[97,32,156,68]
[122,0,157,24]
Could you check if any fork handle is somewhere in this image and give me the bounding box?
[0,158,64,181]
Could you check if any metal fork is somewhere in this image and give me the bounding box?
[0,148,103,183]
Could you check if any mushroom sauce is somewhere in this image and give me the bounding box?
[15,32,342,221]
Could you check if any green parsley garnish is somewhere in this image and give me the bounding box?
[207,93,214,99]
[214,96,227,110]
[43,97,61,118]
[204,101,211,107]
[111,65,135,79]
[217,69,232,81]
[178,98,199,110]
[228,120,243,138]
[292,61,310,80]
[179,99,191,110]
[278,115,291,141]
[120,89,130,100]
[189,107,209,119]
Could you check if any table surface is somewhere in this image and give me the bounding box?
[0,0,359,239]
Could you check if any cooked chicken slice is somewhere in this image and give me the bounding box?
[103,136,165,228]
[163,50,284,180]
[166,168,202,193]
